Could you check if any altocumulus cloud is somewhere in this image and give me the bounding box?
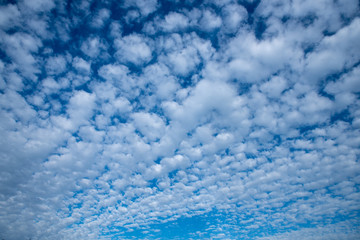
[0,0,360,239]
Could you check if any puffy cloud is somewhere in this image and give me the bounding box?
[123,0,159,17]
[114,34,152,65]
[141,63,179,101]
[108,21,122,38]
[0,4,21,30]
[260,76,287,98]
[97,64,140,97]
[198,9,222,32]
[19,0,55,13]
[325,66,360,95]
[131,112,166,141]
[72,57,91,75]
[304,17,360,82]
[158,33,214,77]
[225,31,302,83]
[67,90,96,129]
[0,32,42,79]
[46,55,67,75]
[159,12,190,32]
[221,3,248,33]
[90,8,111,29]
[80,37,108,59]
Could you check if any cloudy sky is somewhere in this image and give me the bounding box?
[0,0,360,239]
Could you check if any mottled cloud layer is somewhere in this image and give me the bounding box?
[0,0,360,239]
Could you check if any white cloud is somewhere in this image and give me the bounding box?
[131,112,166,141]
[0,4,21,30]
[97,64,139,97]
[27,17,53,39]
[225,32,301,83]
[114,34,152,65]
[0,90,37,124]
[257,220,360,240]
[166,45,200,76]
[325,66,360,94]
[162,79,238,133]
[221,3,248,33]
[19,0,55,13]
[198,9,222,32]
[158,33,214,76]
[4,72,24,92]
[98,64,129,83]
[123,0,158,17]
[304,18,360,82]
[109,21,122,39]
[160,12,190,32]
[124,9,141,24]
[91,8,111,29]
[141,63,179,101]
[46,55,67,75]
[1,32,42,79]
[260,76,287,98]
[67,90,96,129]
[72,57,91,75]
[81,37,108,59]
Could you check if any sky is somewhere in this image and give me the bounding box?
[0,0,360,239]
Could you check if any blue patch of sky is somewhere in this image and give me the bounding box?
[254,17,267,40]
[330,109,353,123]
[240,0,261,16]
[107,207,353,240]
[113,211,213,239]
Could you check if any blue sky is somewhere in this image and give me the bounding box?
[0,0,360,239]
